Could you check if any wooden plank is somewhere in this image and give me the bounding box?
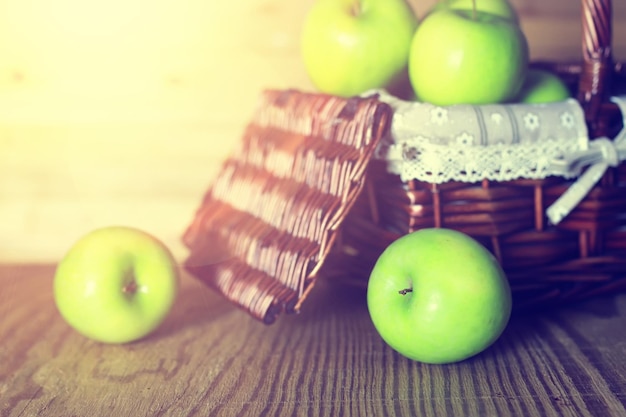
[1,264,625,416]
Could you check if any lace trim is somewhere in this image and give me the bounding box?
[379,139,582,183]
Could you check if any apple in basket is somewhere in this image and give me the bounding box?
[54,226,179,344]
[515,68,572,104]
[367,228,512,364]
[408,7,529,105]
[430,0,519,22]
[300,0,418,97]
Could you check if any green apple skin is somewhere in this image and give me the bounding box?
[54,226,179,344]
[367,228,512,364]
[301,0,418,97]
[408,9,529,106]
[515,68,571,103]
[431,0,519,23]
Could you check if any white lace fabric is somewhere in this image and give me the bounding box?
[370,90,590,184]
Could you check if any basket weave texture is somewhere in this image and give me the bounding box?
[182,90,390,323]
[184,0,626,322]
[333,0,626,309]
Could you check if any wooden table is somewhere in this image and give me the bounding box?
[1,264,625,417]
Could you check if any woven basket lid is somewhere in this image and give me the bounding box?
[182,89,392,323]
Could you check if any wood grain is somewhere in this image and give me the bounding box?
[1,264,624,417]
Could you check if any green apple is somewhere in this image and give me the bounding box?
[431,0,519,23]
[54,226,179,344]
[515,68,571,103]
[300,0,418,97]
[408,9,529,105]
[367,228,512,364]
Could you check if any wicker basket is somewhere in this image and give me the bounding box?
[183,91,393,323]
[183,0,626,323]
[331,0,626,309]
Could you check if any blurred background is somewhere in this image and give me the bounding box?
[1,0,625,263]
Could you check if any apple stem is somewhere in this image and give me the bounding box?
[472,0,477,20]
[399,288,413,295]
[123,281,138,295]
[350,0,362,17]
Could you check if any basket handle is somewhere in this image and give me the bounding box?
[578,0,613,135]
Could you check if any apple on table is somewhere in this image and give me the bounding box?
[408,6,529,105]
[300,0,418,97]
[367,228,512,364]
[54,226,179,344]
